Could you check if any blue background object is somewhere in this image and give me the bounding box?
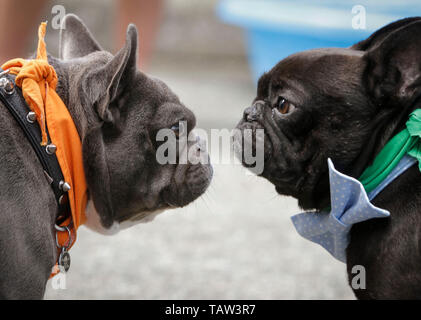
[217,0,421,82]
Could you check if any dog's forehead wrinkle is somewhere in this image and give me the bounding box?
[268,77,309,105]
[153,101,196,131]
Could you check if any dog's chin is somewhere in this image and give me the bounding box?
[84,201,170,235]
[269,167,330,211]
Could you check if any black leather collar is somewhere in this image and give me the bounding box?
[0,68,69,220]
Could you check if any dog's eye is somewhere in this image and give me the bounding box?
[171,121,186,139]
[275,97,295,115]
[171,124,180,138]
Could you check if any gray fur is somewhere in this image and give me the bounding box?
[0,14,212,299]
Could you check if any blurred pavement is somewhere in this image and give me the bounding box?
[44,0,354,299]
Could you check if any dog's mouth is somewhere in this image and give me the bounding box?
[161,163,213,207]
[234,119,273,174]
[235,117,310,198]
[123,207,168,224]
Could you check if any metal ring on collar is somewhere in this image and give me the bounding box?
[54,224,72,250]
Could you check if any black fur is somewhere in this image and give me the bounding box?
[236,17,421,299]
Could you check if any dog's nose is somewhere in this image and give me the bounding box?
[243,100,265,121]
[243,106,255,121]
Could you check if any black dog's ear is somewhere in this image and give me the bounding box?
[361,18,421,106]
[83,24,138,123]
[59,14,103,60]
[351,17,421,51]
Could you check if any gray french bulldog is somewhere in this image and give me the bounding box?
[235,17,421,299]
[0,14,212,299]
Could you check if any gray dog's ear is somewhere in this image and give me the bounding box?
[83,24,138,123]
[59,14,103,60]
[81,25,138,229]
[361,18,421,106]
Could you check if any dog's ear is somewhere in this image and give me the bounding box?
[59,14,103,60]
[351,17,421,51]
[80,25,137,228]
[82,24,138,123]
[359,18,421,106]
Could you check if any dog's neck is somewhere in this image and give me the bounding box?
[48,55,99,142]
[48,56,70,106]
[348,96,421,184]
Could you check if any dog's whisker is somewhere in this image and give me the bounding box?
[199,194,214,215]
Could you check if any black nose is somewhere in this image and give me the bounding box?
[243,100,265,121]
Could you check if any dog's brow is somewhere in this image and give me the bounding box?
[268,78,292,95]
[268,78,286,96]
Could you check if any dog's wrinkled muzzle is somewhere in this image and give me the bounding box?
[243,100,266,122]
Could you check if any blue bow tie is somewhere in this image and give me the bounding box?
[291,155,417,263]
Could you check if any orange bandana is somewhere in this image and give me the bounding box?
[2,22,87,276]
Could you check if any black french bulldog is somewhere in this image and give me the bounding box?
[235,17,421,299]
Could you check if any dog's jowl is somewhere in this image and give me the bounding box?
[0,14,212,299]
[235,17,421,299]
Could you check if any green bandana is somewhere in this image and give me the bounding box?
[359,109,421,193]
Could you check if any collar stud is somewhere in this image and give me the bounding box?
[46,144,57,155]
[26,111,37,123]
[0,77,14,95]
[59,181,71,192]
